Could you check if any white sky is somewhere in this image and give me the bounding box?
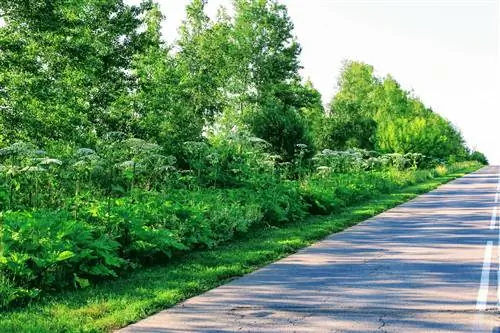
[134,0,500,162]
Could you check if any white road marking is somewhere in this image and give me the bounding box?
[498,222,500,308]
[490,207,497,230]
[477,241,493,311]
[497,169,500,308]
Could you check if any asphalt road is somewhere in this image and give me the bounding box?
[120,166,500,332]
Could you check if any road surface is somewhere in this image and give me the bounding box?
[120,166,500,332]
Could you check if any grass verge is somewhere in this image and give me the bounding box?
[0,164,483,333]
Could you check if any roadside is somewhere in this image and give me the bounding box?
[119,165,498,333]
[0,163,482,333]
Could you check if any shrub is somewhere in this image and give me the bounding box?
[0,210,125,308]
[0,137,483,311]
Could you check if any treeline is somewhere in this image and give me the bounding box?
[0,0,487,310]
[321,62,474,161]
[0,0,486,163]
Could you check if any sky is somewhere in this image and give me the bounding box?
[132,0,500,162]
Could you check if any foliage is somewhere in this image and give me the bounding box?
[0,0,488,316]
[469,150,488,165]
[0,133,482,310]
[0,161,482,332]
[0,210,124,307]
[0,0,153,145]
[321,61,476,161]
[320,61,378,150]
[246,91,314,162]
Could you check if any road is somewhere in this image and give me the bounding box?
[120,166,500,332]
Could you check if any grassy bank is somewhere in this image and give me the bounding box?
[0,162,482,333]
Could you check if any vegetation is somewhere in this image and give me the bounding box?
[0,0,488,331]
[0,162,483,333]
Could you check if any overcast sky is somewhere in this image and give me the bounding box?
[129,0,499,163]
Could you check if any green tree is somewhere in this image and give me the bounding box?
[373,76,467,159]
[319,60,471,161]
[0,0,148,146]
[231,0,302,98]
[247,85,314,161]
[111,1,204,154]
[320,61,379,150]
[229,0,313,159]
[294,80,325,147]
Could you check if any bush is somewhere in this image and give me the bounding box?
[0,210,125,308]
[0,137,483,311]
[246,93,314,162]
[299,167,446,216]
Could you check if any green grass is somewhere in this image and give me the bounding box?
[0,164,483,333]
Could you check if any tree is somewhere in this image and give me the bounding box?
[110,1,204,154]
[175,0,234,123]
[373,75,467,159]
[320,103,377,150]
[318,60,471,160]
[0,0,148,146]
[294,80,325,147]
[228,0,314,160]
[231,0,302,98]
[246,86,314,161]
[320,61,379,150]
